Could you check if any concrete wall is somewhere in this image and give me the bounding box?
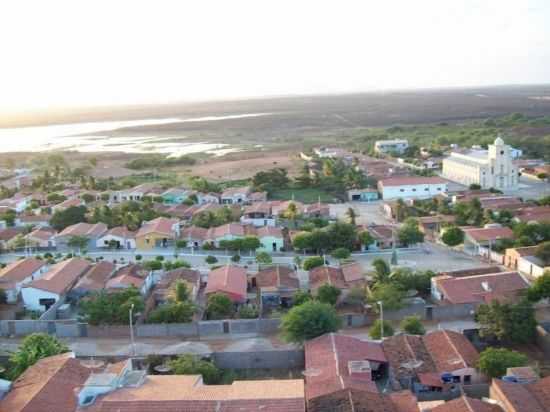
[137,322,198,338]
[213,349,304,370]
[0,320,82,337]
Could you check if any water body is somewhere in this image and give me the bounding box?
[0,113,272,156]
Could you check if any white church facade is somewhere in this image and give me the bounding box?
[442,137,519,190]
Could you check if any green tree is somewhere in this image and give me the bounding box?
[252,168,290,193]
[147,301,195,323]
[255,251,272,265]
[50,205,87,231]
[346,207,358,225]
[231,254,241,263]
[359,231,374,248]
[475,300,537,344]
[400,315,425,335]
[292,232,312,252]
[535,241,550,266]
[143,260,162,271]
[292,290,312,306]
[80,287,144,325]
[441,226,464,247]
[205,255,218,265]
[283,202,300,229]
[303,256,325,271]
[398,218,424,246]
[368,319,394,340]
[206,293,234,320]
[67,235,89,254]
[316,283,341,306]
[371,258,391,284]
[477,347,529,379]
[331,247,351,261]
[168,354,222,384]
[241,236,261,251]
[527,271,550,302]
[238,305,259,319]
[8,333,69,380]
[281,300,341,344]
[368,283,405,311]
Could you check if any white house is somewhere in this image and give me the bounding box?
[374,139,409,155]
[240,202,276,227]
[0,258,47,303]
[96,227,136,250]
[377,176,447,200]
[196,192,220,205]
[108,183,160,204]
[220,186,251,204]
[21,258,91,312]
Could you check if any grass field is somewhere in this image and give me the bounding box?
[270,188,336,204]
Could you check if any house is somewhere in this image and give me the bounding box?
[442,137,519,190]
[205,265,248,303]
[21,258,91,311]
[378,177,448,200]
[418,215,456,240]
[374,139,409,155]
[25,227,56,248]
[14,214,52,228]
[517,254,550,279]
[106,264,153,296]
[0,353,98,412]
[109,183,161,203]
[69,261,117,298]
[96,226,136,249]
[74,362,305,412]
[55,222,108,249]
[308,389,419,412]
[347,188,379,202]
[0,258,47,303]
[364,224,398,250]
[153,267,201,304]
[52,197,84,212]
[220,186,252,204]
[462,226,514,255]
[240,201,276,227]
[161,187,194,204]
[513,206,550,224]
[303,203,331,219]
[308,265,366,301]
[489,375,550,412]
[271,200,305,218]
[504,246,538,270]
[431,271,529,305]
[135,217,180,250]
[0,193,31,213]
[429,396,503,412]
[382,330,481,395]
[0,228,23,250]
[196,192,220,204]
[182,223,256,249]
[255,265,299,309]
[257,226,285,252]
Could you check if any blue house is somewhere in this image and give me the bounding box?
[347,188,379,202]
[161,188,193,205]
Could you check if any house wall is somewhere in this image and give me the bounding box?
[96,234,136,249]
[380,183,447,200]
[240,217,276,227]
[517,256,548,278]
[21,287,61,312]
[136,231,173,250]
[6,266,48,304]
[258,235,284,253]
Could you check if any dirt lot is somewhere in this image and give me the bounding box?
[189,151,300,181]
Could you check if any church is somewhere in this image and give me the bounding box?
[442,137,519,190]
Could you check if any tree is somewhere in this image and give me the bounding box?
[325,222,357,251]
[205,255,218,265]
[398,218,424,246]
[172,281,189,303]
[371,258,391,284]
[283,202,300,229]
[475,300,537,344]
[400,316,425,335]
[359,231,374,248]
[238,305,259,319]
[527,271,550,302]
[168,354,222,384]
[441,226,464,247]
[535,241,550,266]
[8,333,69,379]
[281,300,341,344]
[206,293,234,320]
[368,283,405,311]
[293,290,312,306]
[241,236,261,251]
[252,168,290,193]
[303,256,325,271]
[147,301,195,323]
[80,287,144,325]
[395,199,408,222]
[67,235,89,254]
[231,254,241,263]
[469,183,482,190]
[256,251,272,265]
[368,319,394,340]
[346,207,358,225]
[292,232,313,252]
[316,283,341,305]
[143,260,162,271]
[331,247,351,261]
[50,205,87,231]
[477,347,529,379]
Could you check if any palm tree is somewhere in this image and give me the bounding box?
[284,202,299,229]
[346,207,358,225]
[371,258,391,284]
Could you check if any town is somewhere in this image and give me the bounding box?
[0,132,549,411]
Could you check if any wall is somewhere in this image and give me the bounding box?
[536,324,550,356]
[213,349,304,370]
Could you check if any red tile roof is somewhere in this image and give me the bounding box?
[0,257,45,289]
[378,176,447,187]
[0,353,94,412]
[205,265,247,302]
[256,266,299,290]
[491,377,550,412]
[430,396,503,412]
[309,265,365,291]
[106,264,148,290]
[25,258,91,295]
[423,330,479,371]
[257,226,283,238]
[514,206,550,223]
[58,222,108,238]
[307,388,418,412]
[463,226,514,243]
[73,261,117,293]
[136,217,179,238]
[433,271,529,304]
[304,333,386,401]
[104,226,136,239]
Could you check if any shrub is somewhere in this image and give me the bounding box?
[368,319,394,340]
[238,305,259,319]
[281,300,341,343]
[205,255,218,265]
[400,316,425,335]
[231,254,241,263]
[477,347,529,378]
[316,283,341,306]
[303,256,324,271]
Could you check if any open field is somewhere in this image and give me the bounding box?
[270,188,335,204]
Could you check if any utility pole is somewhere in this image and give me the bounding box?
[378,300,384,340]
[129,303,136,356]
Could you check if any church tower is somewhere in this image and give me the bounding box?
[488,136,516,189]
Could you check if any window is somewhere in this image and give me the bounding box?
[412,188,416,192]
[491,167,494,174]
[437,187,441,191]
[400,189,405,192]
[500,150,504,155]
[424,188,429,191]
[464,375,471,385]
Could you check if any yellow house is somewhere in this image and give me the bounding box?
[136,217,179,250]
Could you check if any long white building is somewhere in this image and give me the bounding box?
[377,176,447,200]
[442,137,519,190]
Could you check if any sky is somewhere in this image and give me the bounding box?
[1,0,549,113]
